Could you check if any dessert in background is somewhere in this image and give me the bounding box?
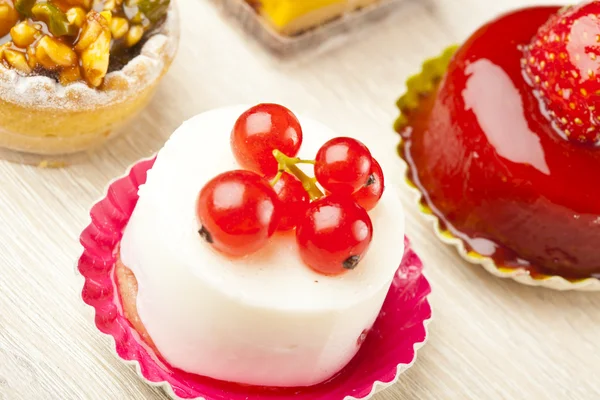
[395,2,600,282]
[0,0,178,162]
[247,0,381,36]
[214,0,400,55]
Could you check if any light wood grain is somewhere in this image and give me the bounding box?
[1,0,599,399]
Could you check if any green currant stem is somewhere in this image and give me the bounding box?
[295,159,316,165]
[269,170,284,186]
[272,150,324,200]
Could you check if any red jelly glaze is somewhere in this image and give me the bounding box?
[400,6,600,280]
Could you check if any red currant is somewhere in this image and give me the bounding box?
[296,194,373,275]
[271,172,310,231]
[231,104,303,176]
[314,137,372,194]
[352,159,384,211]
[196,170,280,257]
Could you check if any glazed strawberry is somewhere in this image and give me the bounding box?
[523,2,600,145]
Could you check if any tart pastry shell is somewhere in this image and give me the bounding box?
[0,5,179,165]
[78,156,432,400]
[394,48,600,292]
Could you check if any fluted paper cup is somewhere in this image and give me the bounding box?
[78,157,432,399]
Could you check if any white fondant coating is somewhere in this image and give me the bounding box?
[120,106,405,387]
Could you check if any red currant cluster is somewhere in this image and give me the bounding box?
[196,104,385,275]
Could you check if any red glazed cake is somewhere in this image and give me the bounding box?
[395,2,600,282]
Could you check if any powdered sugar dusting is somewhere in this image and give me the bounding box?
[0,5,179,111]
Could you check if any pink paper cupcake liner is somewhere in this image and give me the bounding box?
[78,157,432,400]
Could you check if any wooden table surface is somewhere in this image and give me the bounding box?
[1,0,600,399]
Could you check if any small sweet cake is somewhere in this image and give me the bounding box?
[395,2,600,280]
[0,0,178,159]
[118,104,405,387]
[246,0,380,36]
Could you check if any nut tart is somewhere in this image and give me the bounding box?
[0,0,179,164]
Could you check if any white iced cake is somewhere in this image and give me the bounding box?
[119,105,405,387]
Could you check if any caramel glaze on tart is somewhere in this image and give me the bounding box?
[396,6,600,281]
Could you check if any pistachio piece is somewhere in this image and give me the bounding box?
[137,0,169,23]
[31,3,78,37]
[14,0,35,16]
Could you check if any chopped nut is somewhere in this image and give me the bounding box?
[99,10,112,24]
[0,1,20,38]
[66,7,87,28]
[125,25,144,47]
[103,0,115,10]
[14,0,35,17]
[129,11,143,25]
[26,46,37,69]
[0,43,10,60]
[4,49,32,74]
[36,36,78,69]
[31,3,78,37]
[10,21,39,48]
[64,0,91,8]
[138,0,170,23]
[59,66,82,85]
[75,12,103,52]
[110,17,129,39]
[76,11,111,87]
